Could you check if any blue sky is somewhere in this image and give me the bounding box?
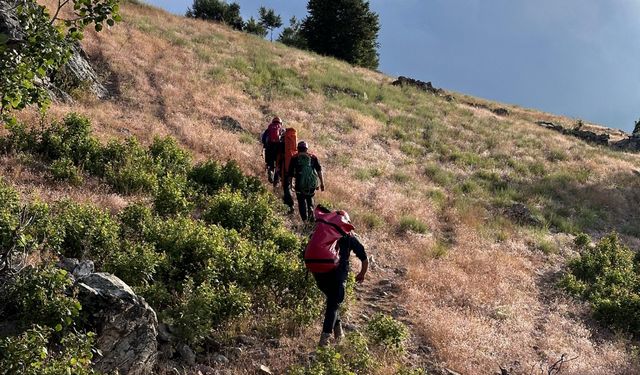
[144,0,640,132]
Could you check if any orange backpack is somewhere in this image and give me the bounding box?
[283,128,297,176]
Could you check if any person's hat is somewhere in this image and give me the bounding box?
[336,210,351,223]
[297,141,308,151]
[272,116,282,124]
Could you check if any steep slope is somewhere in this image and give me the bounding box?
[7,1,640,373]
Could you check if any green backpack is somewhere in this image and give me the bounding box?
[296,154,318,194]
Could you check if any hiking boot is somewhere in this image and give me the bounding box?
[318,332,332,347]
[333,321,344,343]
[267,169,274,183]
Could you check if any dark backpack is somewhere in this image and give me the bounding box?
[296,154,318,194]
[267,122,281,143]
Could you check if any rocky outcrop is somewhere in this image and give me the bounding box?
[536,121,609,146]
[78,273,158,375]
[463,101,509,116]
[0,3,107,101]
[392,76,453,101]
[612,136,640,152]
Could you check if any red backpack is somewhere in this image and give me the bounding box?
[267,122,282,143]
[304,208,355,273]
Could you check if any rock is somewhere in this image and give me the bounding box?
[536,121,609,146]
[74,260,94,278]
[265,339,280,348]
[392,76,452,101]
[612,135,640,152]
[58,258,79,273]
[394,267,408,276]
[158,323,175,343]
[258,365,273,374]
[492,108,509,116]
[178,344,196,365]
[228,347,243,359]
[505,203,542,227]
[213,353,229,364]
[77,273,157,375]
[218,116,244,133]
[235,334,258,346]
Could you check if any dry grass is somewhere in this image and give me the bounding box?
[5,1,640,373]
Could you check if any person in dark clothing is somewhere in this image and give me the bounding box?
[261,117,284,184]
[287,141,324,221]
[312,208,368,346]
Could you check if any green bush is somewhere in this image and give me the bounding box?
[366,314,409,352]
[398,216,428,234]
[148,136,191,176]
[102,138,159,194]
[189,159,264,195]
[574,232,591,247]
[561,233,640,334]
[49,201,120,264]
[154,174,193,216]
[50,157,83,185]
[202,190,280,243]
[39,114,102,170]
[118,203,154,241]
[0,178,21,252]
[104,241,163,289]
[289,346,355,375]
[2,265,80,330]
[0,326,95,375]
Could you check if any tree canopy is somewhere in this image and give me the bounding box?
[186,0,243,31]
[302,0,380,69]
[258,7,282,42]
[277,16,307,49]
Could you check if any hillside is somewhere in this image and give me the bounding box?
[4,1,640,373]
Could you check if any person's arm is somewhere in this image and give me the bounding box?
[350,234,368,283]
[314,157,325,191]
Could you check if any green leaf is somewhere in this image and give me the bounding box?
[94,23,103,32]
[54,323,62,332]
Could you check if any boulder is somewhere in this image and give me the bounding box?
[505,203,542,227]
[78,273,158,375]
[218,116,244,133]
[392,76,453,101]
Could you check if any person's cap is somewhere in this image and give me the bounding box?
[272,116,282,124]
[297,141,308,150]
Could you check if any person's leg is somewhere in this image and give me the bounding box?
[296,192,308,221]
[305,194,315,221]
[283,180,294,213]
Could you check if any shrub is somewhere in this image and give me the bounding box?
[148,136,191,176]
[0,178,21,252]
[154,174,193,216]
[561,233,640,334]
[574,232,591,248]
[102,138,158,194]
[398,216,428,234]
[189,159,264,195]
[50,201,120,264]
[50,158,83,185]
[0,326,95,375]
[103,241,163,289]
[3,265,80,330]
[39,114,102,170]
[289,346,354,375]
[202,190,280,242]
[118,203,154,241]
[366,314,409,352]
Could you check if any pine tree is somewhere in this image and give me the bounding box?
[258,7,283,42]
[277,16,307,49]
[245,17,267,38]
[302,0,380,69]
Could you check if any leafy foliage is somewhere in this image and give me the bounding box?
[561,233,640,334]
[366,314,409,352]
[258,6,282,42]
[0,0,120,116]
[186,0,243,30]
[244,16,267,37]
[0,326,95,375]
[302,0,380,69]
[278,16,307,49]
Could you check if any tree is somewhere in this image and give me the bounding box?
[258,7,282,42]
[0,0,121,119]
[277,16,307,49]
[186,0,243,31]
[302,0,380,69]
[244,16,267,38]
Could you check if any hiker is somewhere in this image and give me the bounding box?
[304,205,368,346]
[261,117,284,184]
[287,141,324,221]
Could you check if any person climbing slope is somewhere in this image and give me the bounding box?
[287,141,324,222]
[280,127,298,213]
[304,205,368,346]
[261,116,284,184]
